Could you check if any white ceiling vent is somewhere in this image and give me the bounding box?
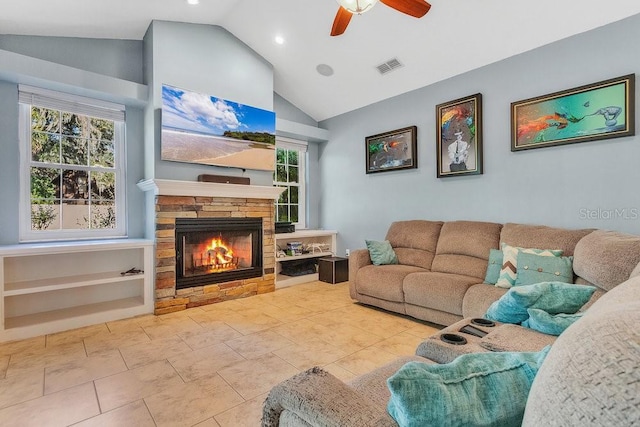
[376,58,404,75]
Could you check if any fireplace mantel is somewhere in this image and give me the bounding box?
[137,179,284,199]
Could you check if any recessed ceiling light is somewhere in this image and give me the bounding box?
[316,64,334,77]
[187,0,199,5]
[274,35,285,45]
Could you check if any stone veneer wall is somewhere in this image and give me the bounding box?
[154,195,275,315]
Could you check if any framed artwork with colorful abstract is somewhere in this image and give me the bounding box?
[511,74,635,151]
[436,93,483,178]
[365,126,417,174]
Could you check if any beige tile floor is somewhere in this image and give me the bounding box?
[0,281,440,427]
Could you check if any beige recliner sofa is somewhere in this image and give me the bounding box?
[349,220,598,326]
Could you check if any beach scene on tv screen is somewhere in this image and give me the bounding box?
[161,84,276,171]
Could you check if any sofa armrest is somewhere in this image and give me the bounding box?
[349,248,372,271]
[479,324,556,352]
[262,367,395,427]
[349,249,371,299]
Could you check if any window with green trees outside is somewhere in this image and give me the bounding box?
[19,87,126,241]
[274,147,306,228]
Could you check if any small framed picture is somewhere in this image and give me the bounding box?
[511,74,635,151]
[365,126,417,174]
[436,93,483,178]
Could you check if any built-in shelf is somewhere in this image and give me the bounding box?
[275,230,337,288]
[276,251,334,262]
[4,296,144,330]
[4,271,145,296]
[0,239,154,342]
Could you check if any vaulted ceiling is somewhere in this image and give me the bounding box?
[3,0,640,121]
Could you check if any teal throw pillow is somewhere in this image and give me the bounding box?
[515,252,574,286]
[365,240,398,266]
[387,346,551,427]
[522,308,584,336]
[485,281,596,324]
[495,244,563,289]
[484,249,503,284]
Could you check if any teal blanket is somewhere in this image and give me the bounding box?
[387,347,550,427]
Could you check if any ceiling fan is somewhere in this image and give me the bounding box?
[331,0,432,36]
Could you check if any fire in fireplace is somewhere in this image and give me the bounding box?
[189,236,240,274]
[175,218,263,289]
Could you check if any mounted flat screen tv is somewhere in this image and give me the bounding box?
[161,84,276,171]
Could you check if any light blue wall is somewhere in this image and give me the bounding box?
[123,106,147,238]
[274,93,318,127]
[0,82,20,244]
[306,142,321,230]
[0,35,143,84]
[318,14,640,255]
[143,21,275,186]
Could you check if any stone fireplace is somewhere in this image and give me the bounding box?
[138,179,283,315]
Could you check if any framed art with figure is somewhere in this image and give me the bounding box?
[436,93,483,178]
[511,74,635,151]
[365,126,417,174]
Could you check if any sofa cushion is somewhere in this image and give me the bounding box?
[514,253,573,286]
[521,309,583,336]
[356,264,426,302]
[385,220,443,269]
[522,276,640,426]
[404,304,463,327]
[387,347,550,427]
[365,240,398,265]
[573,230,640,291]
[500,223,592,257]
[431,221,503,279]
[462,283,509,318]
[403,272,481,316]
[485,282,597,324]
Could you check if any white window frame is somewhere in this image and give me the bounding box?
[18,85,127,242]
[274,137,307,229]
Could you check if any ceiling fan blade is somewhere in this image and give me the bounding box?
[331,7,352,36]
[380,0,431,18]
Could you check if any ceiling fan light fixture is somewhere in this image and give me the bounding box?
[335,0,379,15]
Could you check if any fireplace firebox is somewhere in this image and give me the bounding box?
[175,218,263,289]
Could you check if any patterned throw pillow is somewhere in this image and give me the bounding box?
[495,244,563,289]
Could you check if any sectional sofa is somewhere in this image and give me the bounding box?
[348,220,638,326]
[263,222,640,426]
